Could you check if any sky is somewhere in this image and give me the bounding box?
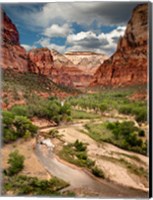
[2,2,143,55]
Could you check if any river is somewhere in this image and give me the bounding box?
[35,117,148,198]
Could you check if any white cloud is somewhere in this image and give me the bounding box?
[37,38,66,53]
[34,25,126,55]
[14,2,137,29]
[67,31,97,43]
[44,23,72,38]
[99,26,126,54]
[66,26,126,55]
[21,44,36,51]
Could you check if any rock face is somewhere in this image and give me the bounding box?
[28,48,54,76]
[91,4,148,87]
[51,49,77,69]
[65,51,108,75]
[51,49,92,87]
[0,10,28,72]
[1,11,19,45]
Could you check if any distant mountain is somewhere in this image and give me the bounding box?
[65,51,108,75]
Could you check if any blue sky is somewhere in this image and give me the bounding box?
[2,2,141,55]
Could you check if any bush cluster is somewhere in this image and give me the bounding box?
[67,89,147,123]
[3,111,38,143]
[10,98,71,125]
[119,105,147,122]
[5,150,25,176]
[106,121,147,154]
[91,166,105,178]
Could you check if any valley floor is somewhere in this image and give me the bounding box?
[2,113,148,197]
[40,117,149,192]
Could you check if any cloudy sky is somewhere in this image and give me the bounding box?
[3,2,142,55]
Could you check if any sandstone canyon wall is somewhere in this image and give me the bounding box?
[91,4,148,87]
[0,10,28,72]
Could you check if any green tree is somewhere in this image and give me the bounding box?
[7,150,25,176]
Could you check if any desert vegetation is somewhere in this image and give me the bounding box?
[84,121,147,155]
[59,139,105,178]
[3,111,38,143]
[3,151,70,196]
[67,86,147,123]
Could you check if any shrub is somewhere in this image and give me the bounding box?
[74,140,87,151]
[3,129,17,143]
[3,111,38,143]
[3,111,15,127]
[13,115,38,137]
[119,105,133,115]
[60,103,71,116]
[138,130,145,137]
[23,130,32,140]
[135,109,147,122]
[99,103,108,113]
[48,129,59,138]
[7,150,25,176]
[11,105,28,117]
[92,166,105,178]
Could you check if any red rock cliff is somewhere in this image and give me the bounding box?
[0,10,28,72]
[2,11,19,45]
[91,4,148,87]
[28,48,54,76]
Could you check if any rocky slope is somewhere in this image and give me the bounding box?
[0,10,28,72]
[65,51,108,75]
[91,4,148,87]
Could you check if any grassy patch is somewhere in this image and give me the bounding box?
[114,152,146,164]
[84,123,112,143]
[119,158,148,178]
[71,109,100,119]
[97,155,147,178]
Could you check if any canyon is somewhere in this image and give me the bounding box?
[1,3,149,198]
[1,4,148,88]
